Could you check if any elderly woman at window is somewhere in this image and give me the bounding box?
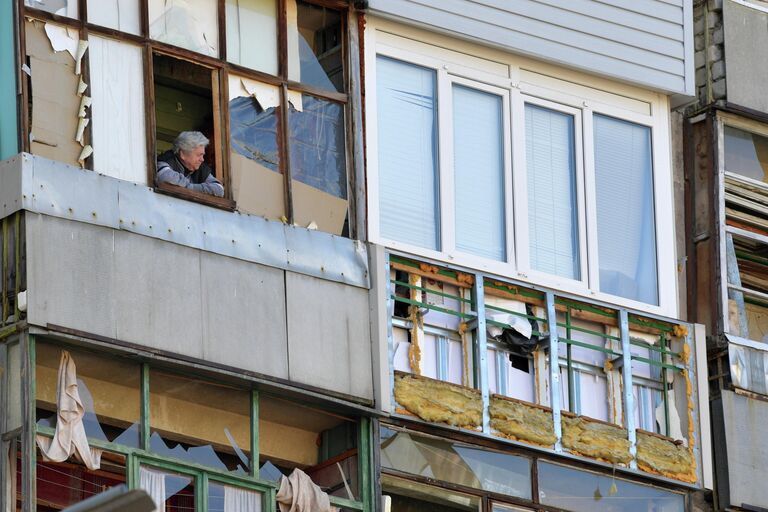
[157,131,224,197]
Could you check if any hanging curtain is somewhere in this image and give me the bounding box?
[140,467,167,512]
[35,350,102,470]
[224,484,262,512]
[276,468,337,512]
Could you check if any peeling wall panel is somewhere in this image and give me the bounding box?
[89,36,147,185]
[25,20,81,167]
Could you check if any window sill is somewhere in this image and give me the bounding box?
[155,182,236,211]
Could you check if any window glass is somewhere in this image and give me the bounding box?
[381,426,531,500]
[725,125,768,185]
[538,461,685,512]
[149,371,251,474]
[229,75,284,221]
[526,104,579,280]
[382,474,482,512]
[453,85,505,261]
[35,343,141,448]
[226,0,278,75]
[87,0,140,34]
[288,0,344,92]
[148,0,218,57]
[725,232,768,343]
[376,56,439,250]
[594,115,657,305]
[209,481,263,512]
[140,467,196,512]
[289,93,348,235]
[25,0,78,18]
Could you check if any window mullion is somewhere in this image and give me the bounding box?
[250,390,259,479]
[437,69,454,254]
[581,108,600,293]
[510,89,529,277]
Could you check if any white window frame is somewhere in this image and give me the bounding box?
[366,19,678,318]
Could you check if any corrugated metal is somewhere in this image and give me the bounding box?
[368,0,693,95]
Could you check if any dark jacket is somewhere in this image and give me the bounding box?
[156,150,224,197]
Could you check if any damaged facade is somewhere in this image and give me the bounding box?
[0,0,718,512]
[685,0,768,510]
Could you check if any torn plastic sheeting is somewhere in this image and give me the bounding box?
[229,96,280,172]
[77,95,92,117]
[655,392,684,442]
[75,118,90,144]
[78,145,93,166]
[43,23,78,60]
[228,76,280,109]
[486,297,531,339]
[74,40,88,75]
[148,0,218,57]
[77,77,88,95]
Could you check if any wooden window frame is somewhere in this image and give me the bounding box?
[17,0,356,234]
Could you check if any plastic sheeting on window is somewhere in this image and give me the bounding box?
[226,0,278,75]
[26,0,78,19]
[87,0,140,35]
[148,0,218,57]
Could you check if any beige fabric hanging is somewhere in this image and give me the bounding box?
[276,468,338,512]
[36,350,102,470]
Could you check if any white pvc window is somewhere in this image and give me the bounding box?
[525,103,579,280]
[453,85,505,261]
[593,115,658,305]
[376,56,439,250]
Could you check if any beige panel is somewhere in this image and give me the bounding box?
[291,179,348,235]
[26,20,81,167]
[231,152,285,221]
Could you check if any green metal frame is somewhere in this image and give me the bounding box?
[27,340,372,512]
[0,0,18,160]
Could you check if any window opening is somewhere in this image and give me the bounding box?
[259,394,360,500]
[290,0,345,93]
[153,53,225,198]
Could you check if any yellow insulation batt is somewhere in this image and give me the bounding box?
[636,431,696,482]
[560,415,632,464]
[489,395,556,447]
[394,372,482,428]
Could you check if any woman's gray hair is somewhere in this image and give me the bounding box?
[173,131,210,153]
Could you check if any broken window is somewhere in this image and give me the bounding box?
[87,0,140,35]
[594,115,658,305]
[289,93,348,234]
[381,426,532,500]
[289,0,345,93]
[259,394,360,501]
[148,0,219,57]
[35,343,141,448]
[725,125,768,185]
[25,0,78,19]
[149,370,251,474]
[89,35,147,184]
[525,103,580,281]
[382,474,482,512]
[226,0,278,75]
[24,19,87,168]
[139,466,196,511]
[537,461,685,512]
[229,75,283,220]
[454,85,506,261]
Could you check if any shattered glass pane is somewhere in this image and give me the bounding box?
[383,474,482,511]
[381,426,531,499]
[226,0,278,75]
[230,97,280,173]
[150,371,251,474]
[149,0,218,57]
[725,125,768,185]
[288,0,344,92]
[25,0,78,19]
[538,462,684,512]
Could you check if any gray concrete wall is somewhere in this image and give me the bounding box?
[25,213,373,402]
[368,0,694,95]
[718,390,768,509]
[723,0,768,112]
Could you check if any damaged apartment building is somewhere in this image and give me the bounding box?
[684,0,768,510]
[0,1,715,512]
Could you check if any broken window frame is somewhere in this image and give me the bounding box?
[386,252,697,480]
[719,117,768,343]
[29,337,373,512]
[18,0,358,237]
[368,26,677,316]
